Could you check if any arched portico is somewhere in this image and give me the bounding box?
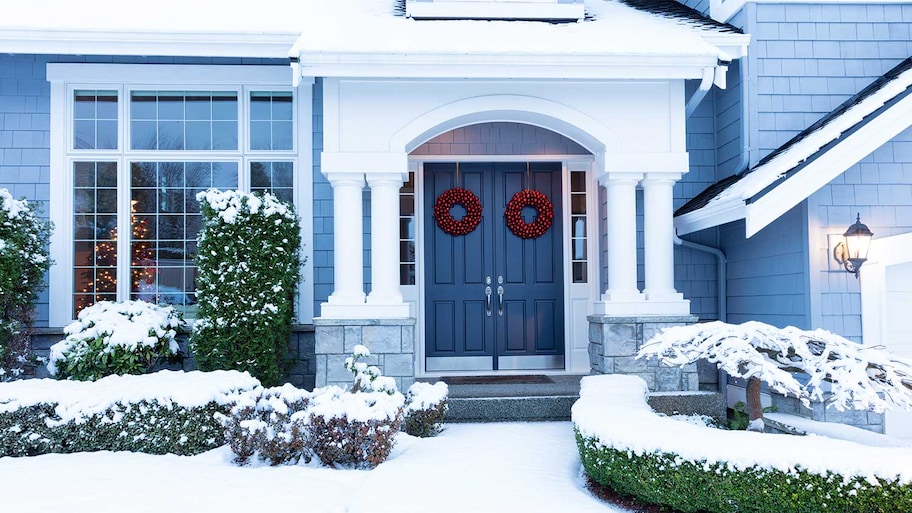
[313,77,692,386]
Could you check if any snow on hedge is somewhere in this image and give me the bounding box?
[196,189,295,225]
[406,381,448,412]
[0,370,260,424]
[47,300,182,377]
[308,386,404,423]
[572,374,912,485]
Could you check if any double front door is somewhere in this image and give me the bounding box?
[424,162,564,372]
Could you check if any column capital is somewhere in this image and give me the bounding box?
[642,172,682,183]
[326,172,365,188]
[598,172,643,186]
[366,172,407,187]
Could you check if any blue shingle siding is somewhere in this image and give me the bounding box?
[676,90,721,321]
[410,122,589,156]
[720,205,810,329]
[312,78,334,316]
[715,2,912,340]
[0,55,51,326]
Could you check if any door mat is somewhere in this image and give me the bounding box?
[441,375,555,385]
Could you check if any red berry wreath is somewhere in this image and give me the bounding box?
[434,187,483,236]
[505,189,553,239]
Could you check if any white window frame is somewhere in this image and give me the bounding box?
[48,64,314,326]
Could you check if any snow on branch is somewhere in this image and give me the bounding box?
[637,321,912,413]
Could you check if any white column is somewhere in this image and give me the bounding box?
[641,173,688,315]
[366,173,408,314]
[602,174,643,302]
[324,174,366,311]
[642,176,677,300]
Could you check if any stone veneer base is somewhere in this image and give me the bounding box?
[587,314,699,392]
[314,317,416,392]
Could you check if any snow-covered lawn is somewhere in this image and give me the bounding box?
[0,422,622,513]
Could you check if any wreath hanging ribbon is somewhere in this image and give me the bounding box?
[505,189,553,239]
[433,187,483,236]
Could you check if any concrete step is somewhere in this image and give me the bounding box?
[418,374,585,423]
[446,395,578,422]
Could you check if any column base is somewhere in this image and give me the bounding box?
[592,297,690,316]
[320,302,411,319]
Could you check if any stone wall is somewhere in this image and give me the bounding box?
[314,318,416,392]
[770,394,885,434]
[587,315,700,392]
[28,325,317,389]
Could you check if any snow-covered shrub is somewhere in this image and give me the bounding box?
[47,300,182,381]
[217,384,312,466]
[404,381,448,437]
[0,188,52,381]
[573,375,912,513]
[345,344,398,394]
[0,370,259,457]
[307,386,405,469]
[191,190,302,387]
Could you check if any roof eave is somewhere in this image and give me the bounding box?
[0,28,299,59]
[674,199,746,236]
[295,51,724,80]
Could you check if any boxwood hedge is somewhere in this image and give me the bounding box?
[576,432,912,513]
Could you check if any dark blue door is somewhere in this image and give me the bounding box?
[424,162,564,372]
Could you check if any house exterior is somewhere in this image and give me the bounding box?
[0,0,909,436]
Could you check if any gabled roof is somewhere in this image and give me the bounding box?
[290,0,749,79]
[675,57,912,237]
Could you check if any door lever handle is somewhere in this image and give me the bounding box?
[497,285,504,316]
[485,285,493,317]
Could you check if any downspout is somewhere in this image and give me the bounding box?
[673,232,726,322]
[289,56,301,88]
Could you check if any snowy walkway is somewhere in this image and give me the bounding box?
[0,421,623,513]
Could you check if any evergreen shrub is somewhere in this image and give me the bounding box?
[404,381,448,437]
[47,300,182,381]
[191,190,302,386]
[0,188,52,380]
[307,386,404,469]
[217,384,312,466]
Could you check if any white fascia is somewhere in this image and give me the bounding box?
[0,29,299,59]
[295,52,721,80]
[674,199,745,236]
[744,90,912,238]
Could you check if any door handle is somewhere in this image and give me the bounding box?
[497,285,504,316]
[485,285,493,317]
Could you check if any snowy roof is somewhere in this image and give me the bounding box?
[0,0,315,58]
[291,0,748,78]
[675,57,912,237]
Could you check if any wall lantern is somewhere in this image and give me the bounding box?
[833,213,874,278]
